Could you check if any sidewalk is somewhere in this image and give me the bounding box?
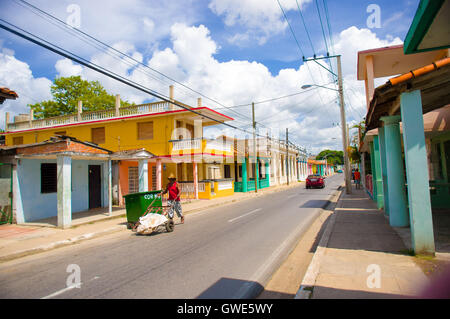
[296,184,433,299]
[0,181,305,263]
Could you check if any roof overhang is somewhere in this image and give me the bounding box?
[357,45,448,81]
[175,107,234,126]
[365,63,450,131]
[109,149,155,160]
[404,0,450,54]
[16,152,111,161]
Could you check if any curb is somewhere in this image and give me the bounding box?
[0,181,308,263]
[0,225,126,263]
[294,185,344,299]
[242,181,345,299]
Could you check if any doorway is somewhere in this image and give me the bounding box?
[89,165,102,209]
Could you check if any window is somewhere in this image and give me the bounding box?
[41,163,57,193]
[91,127,105,144]
[176,120,183,139]
[13,136,23,145]
[224,165,231,179]
[137,121,153,140]
[238,165,242,178]
[186,123,194,139]
[128,167,139,194]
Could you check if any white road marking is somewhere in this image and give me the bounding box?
[287,194,297,199]
[41,276,99,299]
[228,208,262,223]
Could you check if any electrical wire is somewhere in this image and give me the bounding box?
[13,0,255,123]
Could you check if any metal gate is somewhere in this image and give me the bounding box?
[0,163,13,224]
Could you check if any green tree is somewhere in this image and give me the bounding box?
[29,76,133,118]
[316,149,344,166]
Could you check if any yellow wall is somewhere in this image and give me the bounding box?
[5,115,176,156]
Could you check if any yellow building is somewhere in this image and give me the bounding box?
[2,86,235,205]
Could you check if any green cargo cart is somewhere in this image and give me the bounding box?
[123,190,175,233]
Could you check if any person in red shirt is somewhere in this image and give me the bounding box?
[354,168,361,189]
[162,173,184,224]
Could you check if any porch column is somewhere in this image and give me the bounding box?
[156,158,162,190]
[255,157,259,191]
[369,141,377,202]
[193,162,198,199]
[138,159,148,192]
[381,116,409,226]
[372,136,384,209]
[57,155,72,229]
[12,161,24,224]
[361,153,366,189]
[400,90,435,255]
[378,126,390,217]
[242,157,248,192]
[108,159,112,216]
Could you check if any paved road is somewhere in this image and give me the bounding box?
[0,174,343,299]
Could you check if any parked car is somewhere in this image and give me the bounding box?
[306,174,325,189]
[337,169,343,173]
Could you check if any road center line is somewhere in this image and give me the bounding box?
[228,208,262,223]
[41,276,99,299]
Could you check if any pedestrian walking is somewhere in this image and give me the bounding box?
[162,173,184,224]
[354,168,361,189]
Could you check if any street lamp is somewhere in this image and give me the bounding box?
[301,57,352,194]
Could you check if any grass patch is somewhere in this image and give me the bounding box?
[399,249,415,256]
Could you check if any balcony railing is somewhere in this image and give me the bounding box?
[6,100,187,131]
[171,139,202,151]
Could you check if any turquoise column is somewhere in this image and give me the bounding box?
[256,157,259,190]
[400,90,435,255]
[265,159,270,185]
[381,116,409,227]
[369,141,377,201]
[378,126,390,216]
[242,157,248,192]
[373,136,384,209]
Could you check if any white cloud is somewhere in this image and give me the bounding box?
[1,16,404,154]
[0,47,52,130]
[209,0,311,45]
[55,58,83,77]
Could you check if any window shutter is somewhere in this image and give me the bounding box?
[137,121,153,140]
[13,136,23,145]
[91,127,105,144]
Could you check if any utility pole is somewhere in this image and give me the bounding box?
[302,54,352,194]
[286,128,289,185]
[252,102,257,193]
[337,55,352,194]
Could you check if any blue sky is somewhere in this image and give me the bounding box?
[0,0,420,152]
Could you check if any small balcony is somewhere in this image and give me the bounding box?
[169,138,233,157]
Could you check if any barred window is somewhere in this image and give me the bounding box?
[128,166,139,194]
[41,163,57,193]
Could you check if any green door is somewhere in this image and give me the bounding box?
[0,164,12,224]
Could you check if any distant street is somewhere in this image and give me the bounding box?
[0,174,343,299]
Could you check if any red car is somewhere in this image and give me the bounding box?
[306,174,325,189]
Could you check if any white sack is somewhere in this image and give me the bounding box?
[136,213,168,234]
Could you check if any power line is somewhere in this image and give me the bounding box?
[0,19,309,150]
[276,0,330,110]
[295,0,316,56]
[313,0,336,82]
[13,0,254,124]
[216,85,328,109]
